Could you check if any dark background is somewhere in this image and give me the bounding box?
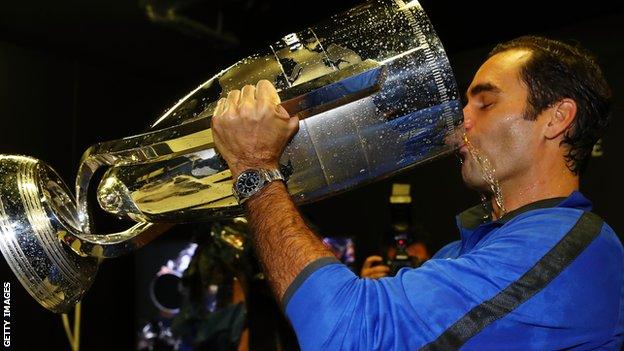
[0,0,622,349]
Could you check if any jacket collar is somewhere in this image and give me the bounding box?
[457,191,593,231]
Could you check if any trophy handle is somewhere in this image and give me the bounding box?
[74,120,216,231]
[58,222,174,258]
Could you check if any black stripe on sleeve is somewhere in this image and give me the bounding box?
[420,212,604,350]
[281,256,340,310]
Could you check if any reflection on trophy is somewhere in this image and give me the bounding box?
[0,0,462,314]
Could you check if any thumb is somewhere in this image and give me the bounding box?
[275,104,291,120]
[288,114,300,134]
[363,255,382,268]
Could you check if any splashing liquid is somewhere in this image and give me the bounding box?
[462,134,507,219]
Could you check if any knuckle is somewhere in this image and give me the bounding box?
[257,99,272,112]
[220,110,232,120]
[238,103,254,116]
[241,107,262,122]
[291,120,300,132]
[219,110,236,123]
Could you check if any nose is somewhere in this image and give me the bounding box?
[462,105,474,132]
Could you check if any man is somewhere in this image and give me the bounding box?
[211,36,623,350]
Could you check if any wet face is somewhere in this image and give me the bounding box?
[460,49,543,191]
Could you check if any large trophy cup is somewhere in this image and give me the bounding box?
[0,0,462,313]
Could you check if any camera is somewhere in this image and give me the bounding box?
[386,233,420,276]
[383,183,423,276]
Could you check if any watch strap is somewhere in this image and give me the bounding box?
[234,168,285,204]
[260,168,285,183]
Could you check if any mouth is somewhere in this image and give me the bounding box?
[459,143,468,156]
[455,144,468,166]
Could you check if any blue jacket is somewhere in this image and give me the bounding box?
[284,192,624,350]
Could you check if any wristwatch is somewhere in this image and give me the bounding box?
[232,168,285,204]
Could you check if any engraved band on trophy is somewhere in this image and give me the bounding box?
[0,0,462,313]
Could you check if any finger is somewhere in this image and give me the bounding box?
[287,114,300,136]
[362,259,378,269]
[240,85,256,106]
[274,104,292,121]
[368,265,390,274]
[213,98,226,116]
[363,256,384,268]
[360,269,378,279]
[369,272,389,279]
[256,79,281,104]
[226,90,241,110]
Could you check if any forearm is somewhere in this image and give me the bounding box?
[245,181,334,303]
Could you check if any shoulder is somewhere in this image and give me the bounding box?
[497,207,620,248]
[504,206,587,230]
[432,240,461,259]
[487,207,601,247]
[476,208,623,276]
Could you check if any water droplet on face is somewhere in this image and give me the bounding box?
[463,134,507,218]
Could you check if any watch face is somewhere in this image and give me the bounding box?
[235,170,263,197]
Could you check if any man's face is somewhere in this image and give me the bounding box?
[460,49,543,191]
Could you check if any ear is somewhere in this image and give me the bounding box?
[544,98,577,140]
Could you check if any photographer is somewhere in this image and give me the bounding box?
[360,227,431,279]
[361,183,431,279]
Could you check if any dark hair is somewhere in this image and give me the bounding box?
[489,36,612,174]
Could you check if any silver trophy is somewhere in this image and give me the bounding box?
[0,0,462,313]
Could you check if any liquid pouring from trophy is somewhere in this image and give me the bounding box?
[0,0,463,313]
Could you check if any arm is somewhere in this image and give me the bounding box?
[211,80,334,302]
[245,181,335,302]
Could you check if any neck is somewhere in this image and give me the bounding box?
[489,164,579,220]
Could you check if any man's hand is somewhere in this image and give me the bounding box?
[211,80,299,178]
[360,255,390,279]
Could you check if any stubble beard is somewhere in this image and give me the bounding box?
[461,154,492,193]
